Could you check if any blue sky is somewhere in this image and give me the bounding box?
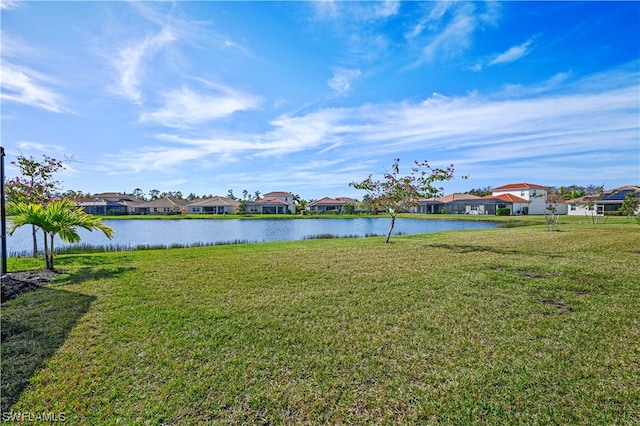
[2,1,639,200]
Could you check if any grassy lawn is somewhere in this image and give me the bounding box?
[2,222,639,424]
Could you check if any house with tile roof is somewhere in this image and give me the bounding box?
[307,197,350,213]
[187,196,240,214]
[418,193,488,214]
[244,191,296,214]
[491,183,549,215]
[567,185,640,216]
[76,192,141,215]
[133,197,189,215]
[417,193,530,215]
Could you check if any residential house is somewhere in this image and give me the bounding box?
[567,185,640,216]
[491,183,548,215]
[187,196,240,214]
[487,193,531,215]
[417,192,535,215]
[76,192,141,215]
[417,193,497,215]
[245,191,296,214]
[134,197,189,215]
[307,197,349,213]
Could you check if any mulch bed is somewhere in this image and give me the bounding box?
[1,270,61,303]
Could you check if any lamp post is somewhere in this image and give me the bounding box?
[1,146,7,275]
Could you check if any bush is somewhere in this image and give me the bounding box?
[496,208,511,216]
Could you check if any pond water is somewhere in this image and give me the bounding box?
[5,217,496,255]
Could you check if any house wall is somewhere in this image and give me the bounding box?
[567,203,596,216]
[547,202,568,215]
[566,202,637,216]
[308,204,343,213]
[269,195,295,213]
[493,188,548,214]
[247,193,296,214]
[465,204,495,215]
[189,205,237,214]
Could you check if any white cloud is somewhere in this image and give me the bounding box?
[328,68,362,95]
[12,141,65,155]
[414,2,501,65]
[0,0,21,10]
[139,86,261,129]
[109,27,176,103]
[312,0,399,21]
[0,63,67,113]
[374,1,400,19]
[0,31,68,113]
[101,66,639,192]
[488,37,535,66]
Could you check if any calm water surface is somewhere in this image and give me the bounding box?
[6,217,496,255]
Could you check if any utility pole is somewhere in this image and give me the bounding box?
[1,146,7,275]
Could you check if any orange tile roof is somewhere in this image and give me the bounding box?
[263,191,293,197]
[490,193,530,203]
[308,197,347,206]
[423,193,482,203]
[493,183,546,191]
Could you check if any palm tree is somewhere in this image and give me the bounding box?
[9,199,113,270]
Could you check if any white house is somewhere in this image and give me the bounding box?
[245,191,296,214]
[492,183,550,215]
[567,185,640,216]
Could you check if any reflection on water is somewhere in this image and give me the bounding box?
[6,218,495,255]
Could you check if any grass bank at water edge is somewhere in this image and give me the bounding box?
[2,224,639,424]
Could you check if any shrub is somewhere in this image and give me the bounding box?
[496,208,511,216]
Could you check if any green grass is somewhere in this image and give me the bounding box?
[2,222,639,424]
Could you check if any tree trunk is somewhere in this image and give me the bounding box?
[31,224,38,257]
[385,214,396,243]
[43,231,52,270]
[48,233,55,270]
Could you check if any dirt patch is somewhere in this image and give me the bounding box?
[542,297,574,313]
[1,270,62,303]
[515,270,565,279]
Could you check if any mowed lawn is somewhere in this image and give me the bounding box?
[2,223,639,424]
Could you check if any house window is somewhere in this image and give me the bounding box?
[570,204,576,211]
[531,190,537,196]
[521,191,525,196]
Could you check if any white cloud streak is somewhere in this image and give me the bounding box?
[414,2,501,64]
[103,66,638,189]
[488,37,535,66]
[0,63,67,113]
[328,68,362,95]
[109,27,176,103]
[1,31,68,113]
[139,86,261,129]
[0,0,21,10]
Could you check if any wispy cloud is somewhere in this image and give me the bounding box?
[0,63,68,113]
[374,0,400,19]
[311,0,399,22]
[133,66,637,186]
[139,85,261,129]
[413,2,501,65]
[488,37,536,66]
[0,0,21,10]
[328,68,362,95]
[0,31,68,113]
[109,27,176,103]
